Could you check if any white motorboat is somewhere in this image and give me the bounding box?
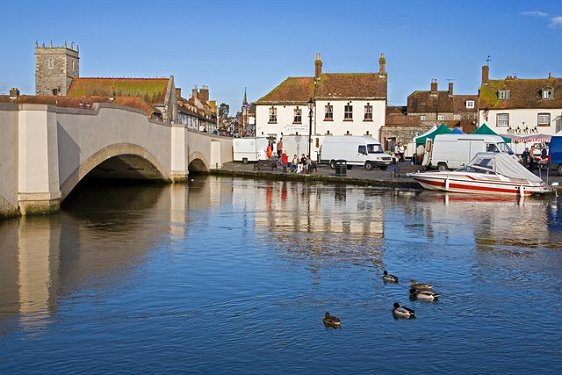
[408,152,554,196]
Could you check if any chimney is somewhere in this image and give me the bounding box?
[448,82,454,95]
[199,85,209,102]
[430,79,438,94]
[175,88,182,98]
[315,53,322,80]
[378,52,386,76]
[481,65,489,85]
[9,87,20,101]
[192,86,198,100]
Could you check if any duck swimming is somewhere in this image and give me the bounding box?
[383,270,399,283]
[410,280,433,291]
[392,302,415,319]
[410,288,440,301]
[323,312,341,328]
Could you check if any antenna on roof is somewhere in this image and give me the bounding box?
[486,55,492,67]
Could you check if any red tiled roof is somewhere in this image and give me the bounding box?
[256,73,387,104]
[407,91,477,114]
[67,77,169,104]
[479,77,562,109]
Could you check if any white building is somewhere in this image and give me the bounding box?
[478,65,562,136]
[255,53,388,142]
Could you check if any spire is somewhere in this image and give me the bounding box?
[243,87,249,108]
[315,53,322,80]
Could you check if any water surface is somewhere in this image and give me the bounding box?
[1,177,562,374]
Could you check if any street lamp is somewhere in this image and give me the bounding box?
[307,98,314,159]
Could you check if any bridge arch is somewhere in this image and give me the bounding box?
[188,151,210,173]
[60,143,170,200]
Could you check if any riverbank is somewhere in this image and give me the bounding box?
[211,161,562,193]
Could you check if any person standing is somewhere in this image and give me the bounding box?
[397,143,405,162]
[277,138,283,158]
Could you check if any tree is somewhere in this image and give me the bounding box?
[219,103,230,119]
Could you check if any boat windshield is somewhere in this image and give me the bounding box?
[497,142,514,155]
[367,144,384,153]
[458,157,496,173]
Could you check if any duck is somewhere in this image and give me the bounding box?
[410,279,433,291]
[392,302,415,319]
[383,270,399,283]
[409,288,440,301]
[323,312,341,328]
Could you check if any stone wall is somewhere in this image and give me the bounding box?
[35,45,79,96]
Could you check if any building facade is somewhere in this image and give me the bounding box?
[255,53,387,141]
[478,65,562,135]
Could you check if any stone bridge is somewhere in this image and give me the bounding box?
[0,103,232,217]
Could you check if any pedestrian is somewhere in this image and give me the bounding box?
[266,144,273,159]
[281,152,289,172]
[397,143,405,162]
[528,145,536,172]
[277,138,283,158]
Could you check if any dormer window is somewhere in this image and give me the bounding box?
[466,100,475,109]
[542,88,554,99]
[498,90,510,100]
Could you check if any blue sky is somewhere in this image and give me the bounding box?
[1,0,561,110]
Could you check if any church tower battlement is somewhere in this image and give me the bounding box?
[35,40,80,96]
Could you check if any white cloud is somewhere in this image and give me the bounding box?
[550,16,562,27]
[521,11,548,17]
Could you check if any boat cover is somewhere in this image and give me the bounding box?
[466,152,544,184]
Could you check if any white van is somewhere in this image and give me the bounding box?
[426,134,515,170]
[320,136,392,170]
[233,137,269,163]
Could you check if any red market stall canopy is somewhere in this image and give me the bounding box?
[512,134,552,144]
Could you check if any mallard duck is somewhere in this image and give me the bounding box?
[323,312,341,328]
[410,279,433,291]
[410,288,440,301]
[392,302,415,319]
[383,270,399,283]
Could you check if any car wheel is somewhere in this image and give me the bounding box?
[557,165,562,176]
[438,163,448,171]
[365,161,374,170]
[329,160,336,169]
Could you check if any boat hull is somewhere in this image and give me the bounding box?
[410,174,551,196]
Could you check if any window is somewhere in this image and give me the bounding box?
[293,107,302,124]
[358,145,367,155]
[344,103,353,120]
[364,103,373,121]
[437,114,445,121]
[466,100,475,109]
[72,60,76,71]
[268,106,277,123]
[538,113,551,126]
[48,58,54,69]
[498,90,510,100]
[420,115,426,121]
[497,113,509,127]
[542,88,554,99]
[324,103,333,121]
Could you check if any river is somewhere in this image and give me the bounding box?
[1,176,562,374]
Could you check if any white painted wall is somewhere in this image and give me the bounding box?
[256,99,386,140]
[479,108,562,135]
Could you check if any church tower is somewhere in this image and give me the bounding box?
[35,41,80,96]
